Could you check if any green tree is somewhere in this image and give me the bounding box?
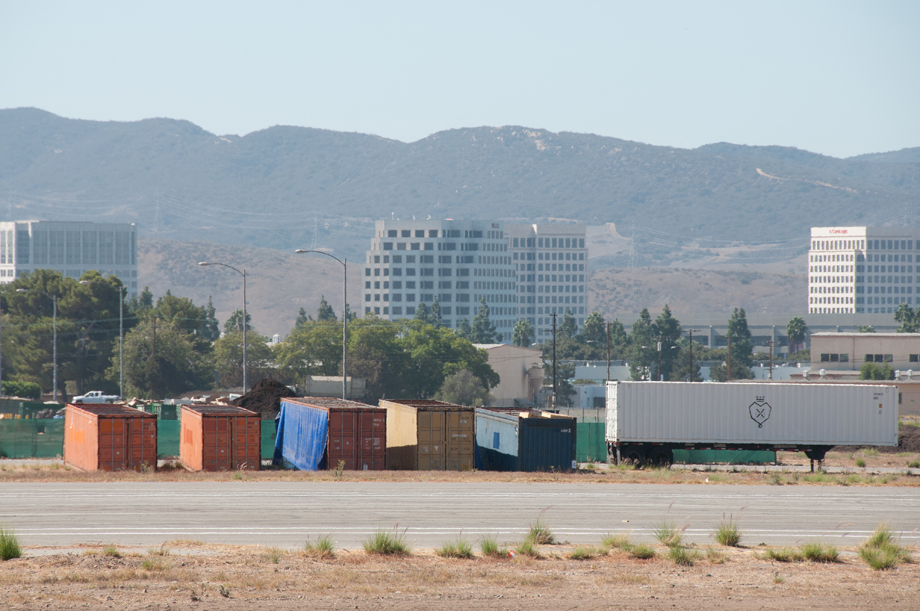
[212,328,276,388]
[857,325,875,333]
[542,359,575,407]
[118,317,210,399]
[434,369,493,407]
[414,302,433,325]
[430,300,443,329]
[710,307,755,381]
[628,309,655,381]
[471,298,498,343]
[786,316,808,355]
[895,303,919,333]
[512,318,534,347]
[559,310,578,340]
[456,318,473,341]
[607,319,629,359]
[317,295,337,322]
[223,309,251,334]
[200,297,221,342]
[859,362,895,380]
[578,311,606,345]
[652,305,682,381]
[274,320,344,381]
[294,307,312,328]
[671,337,704,382]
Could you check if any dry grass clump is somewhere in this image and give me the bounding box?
[713,515,742,547]
[668,546,700,566]
[526,517,555,545]
[363,527,411,556]
[800,542,839,563]
[654,520,684,548]
[102,544,121,558]
[436,536,474,559]
[0,527,22,561]
[303,535,336,559]
[859,525,912,570]
[568,546,600,560]
[760,547,804,563]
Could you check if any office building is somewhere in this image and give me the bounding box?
[808,226,919,315]
[362,220,516,333]
[507,224,587,341]
[0,220,139,299]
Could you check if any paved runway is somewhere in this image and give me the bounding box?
[3,482,918,549]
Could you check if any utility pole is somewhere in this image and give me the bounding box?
[764,339,774,380]
[551,313,557,408]
[686,328,702,382]
[605,322,611,383]
[657,335,663,382]
[152,316,157,361]
[727,334,732,381]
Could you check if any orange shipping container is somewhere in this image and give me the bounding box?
[381,399,474,470]
[64,404,157,471]
[180,405,261,471]
[282,398,387,470]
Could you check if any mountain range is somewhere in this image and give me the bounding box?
[2,108,918,264]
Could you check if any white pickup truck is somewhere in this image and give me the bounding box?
[72,390,121,404]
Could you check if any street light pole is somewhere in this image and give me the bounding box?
[605,322,611,383]
[295,250,348,400]
[81,280,126,399]
[198,262,248,393]
[686,328,701,382]
[17,288,57,402]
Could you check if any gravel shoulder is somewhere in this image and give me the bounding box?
[2,542,917,611]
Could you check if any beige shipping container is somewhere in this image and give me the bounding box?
[381,399,474,470]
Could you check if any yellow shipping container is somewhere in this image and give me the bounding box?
[381,399,474,470]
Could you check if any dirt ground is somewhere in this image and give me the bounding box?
[1,541,917,611]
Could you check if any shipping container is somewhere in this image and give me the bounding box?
[382,399,474,470]
[606,381,898,464]
[475,408,577,472]
[274,398,386,471]
[180,405,261,471]
[64,404,157,471]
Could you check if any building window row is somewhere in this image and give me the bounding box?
[811,253,855,263]
[810,296,854,305]
[810,265,853,272]
[819,353,850,363]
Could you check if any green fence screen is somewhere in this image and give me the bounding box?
[672,449,776,465]
[156,420,276,459]
[0,420,65,458]
[576,422,606,463]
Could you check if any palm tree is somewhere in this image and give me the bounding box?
[512,319,534,347]
[786,316,808,355]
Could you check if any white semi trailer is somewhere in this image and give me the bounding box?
[605,381,898,465]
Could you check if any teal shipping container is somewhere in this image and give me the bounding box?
[475,408,577,472]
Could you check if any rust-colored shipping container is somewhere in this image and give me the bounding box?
[64,403,157,471]
[281,398,387,470]
[381,399,474,470]
[180,405,261,471]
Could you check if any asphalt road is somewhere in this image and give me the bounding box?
[3,482,918,549]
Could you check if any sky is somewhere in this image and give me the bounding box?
[1,1,918,158]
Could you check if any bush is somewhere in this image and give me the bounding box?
[363,527,410,556]
[479,535,509,558]
[713,516,742,547]
[859,525,911,570]
[0,527,22,561]
[669,546,699,566]
[800,542,839,563]
[1,380,41,400]
[437,536,473,559]
[654,521,684,548]
[303,535,335,559]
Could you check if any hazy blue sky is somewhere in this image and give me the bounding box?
[2,1,917,158]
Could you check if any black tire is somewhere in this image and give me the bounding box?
[650,448,674,467]
[622,447,646,466]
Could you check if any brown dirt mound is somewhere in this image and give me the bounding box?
[231,378,296,419]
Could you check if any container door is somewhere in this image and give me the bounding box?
[203,416,232,471]
[128,417,156,469]
[232,416,260,470]
[356,411,386,470]
[446,411,474,471]
[98,417,127,471]
[328,410,357,470]
[417,410,444,470]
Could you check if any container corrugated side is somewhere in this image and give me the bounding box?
[64,404,157,471]
[382,400,474,470]
[283,398,386,470]
[475,409,519,471]
[382,400,419,469]
[180,405,260,472]
[518,413,576,472]
[606,381,898,446]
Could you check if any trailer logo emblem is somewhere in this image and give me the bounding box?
[749,400,771,428]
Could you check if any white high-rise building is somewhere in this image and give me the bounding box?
[507,224,588,341]
[808,226,919,315]
[0,220,139,298]
[362,220,516,333]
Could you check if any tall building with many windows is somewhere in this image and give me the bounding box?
[808,226,919,315]
[362,220,516,333]
[0,220,139,299]
[507,224,587,341]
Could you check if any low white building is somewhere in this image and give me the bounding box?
[473,343,544,407]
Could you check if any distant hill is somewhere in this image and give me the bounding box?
[2,108,918,263]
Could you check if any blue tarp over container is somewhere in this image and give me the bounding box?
[475,408,576,472]
[273,399,329,470]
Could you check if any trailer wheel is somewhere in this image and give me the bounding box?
[650,448,673,467]
[622,447,645,466]
[804,446,830,462]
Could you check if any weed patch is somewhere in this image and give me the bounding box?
[436,536,473,559]
[303,535,336,559]
[668,546,700,566]
[363,527,410,556]
[600,534,632,552]
[102,544,121,558]
[859,525,912,570]
[568,546,599,560]
[654,520,684,548]
[628,544,656,560]
[526,513,555,545]
[761,547,803,563]
[479,535,509,558]
[713,515,742,547]
[0,527,21,561]
[514,538,541,558]
[263,548,284,564]
[800,542,839,563]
